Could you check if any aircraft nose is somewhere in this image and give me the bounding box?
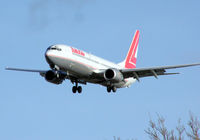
[45,50,53,63]
[45,50,50,57]
[45,46,54,57]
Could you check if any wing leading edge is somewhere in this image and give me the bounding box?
[5,67,47,76]
[120,63,200,82]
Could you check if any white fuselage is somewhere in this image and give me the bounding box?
[45,45,136,88]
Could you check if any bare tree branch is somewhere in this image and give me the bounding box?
[176,119,185,140]
[186,113,200,140]
[145,115,185,140]
[114,113,200,140]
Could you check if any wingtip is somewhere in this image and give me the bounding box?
[5,67,14,70]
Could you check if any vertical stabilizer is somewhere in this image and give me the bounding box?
[118,30,140,69]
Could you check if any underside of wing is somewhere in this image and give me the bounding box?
[5,67,87,85]
[5,67,47,73]
[120,63,200,81]
[5,67,70,85]
[5,67,47,76]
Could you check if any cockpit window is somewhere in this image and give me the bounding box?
[51,48,57,50]
[47,46,62,51]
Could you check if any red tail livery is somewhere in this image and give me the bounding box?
[125,30,140,69]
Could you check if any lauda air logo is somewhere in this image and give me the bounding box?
[71,47,85,56]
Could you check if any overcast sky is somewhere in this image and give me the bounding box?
[1,0,200,140]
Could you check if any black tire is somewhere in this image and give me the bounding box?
[112,86,117,92]
[107,87,111,93]
[72,86,77,93]
[77,86,82,93]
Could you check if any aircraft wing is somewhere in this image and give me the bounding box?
[5,67,85,84]
[5,67,47,76]
[120,63,200,81]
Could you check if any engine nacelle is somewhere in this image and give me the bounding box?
[104,68,124,83]
[45,70,65,84]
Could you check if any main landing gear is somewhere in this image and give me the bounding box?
[107,86,117,93]
[72,82,82,94]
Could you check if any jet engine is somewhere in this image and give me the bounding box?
[45,70,66,84]
[104,68,124,83]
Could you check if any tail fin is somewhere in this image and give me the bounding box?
[118,30,140,69]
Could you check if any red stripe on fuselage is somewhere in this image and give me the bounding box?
[47,54,97,70]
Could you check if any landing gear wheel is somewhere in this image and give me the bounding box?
[107,87,112,93]
[112,86,117,93]
[72,86,77,93]
[77,86,82,93]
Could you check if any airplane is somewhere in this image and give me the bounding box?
[6,30,200,93]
